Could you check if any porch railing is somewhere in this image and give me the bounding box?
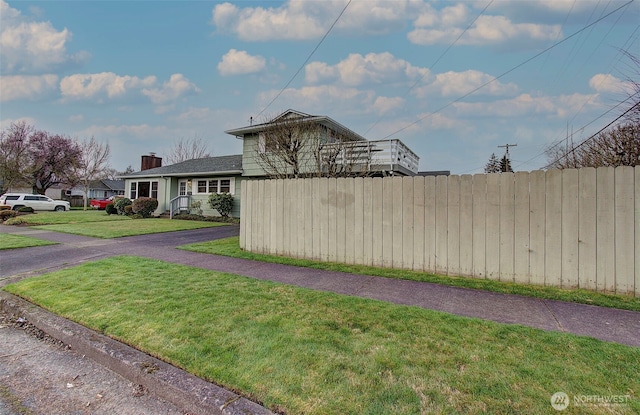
[169,195,191,219]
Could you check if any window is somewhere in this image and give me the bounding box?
[129,180,158,199]
[194,177,234,194]
[220,179,230,193]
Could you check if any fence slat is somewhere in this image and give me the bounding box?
[392,177,404,269]
[499,173,515,282]
[615,166,635,294]
[402,177,414,270]
[561,169,579,289]
[413,176,425,271]
[435,175,448,274]
[447,175,460,275]
[514,171,530,284]
[424,176,436,272]
[578,168,597,291]
[363,178,374,266]
[545,169,563,286]
[353,178,364,265]
[472,174,486,278]
[529,170,545,285]
[318,178,329,261]
[327,178,338,262]
[372,177,384,267]
[485,174,500,280]
[459,175,473,276]
[596,167,615,292]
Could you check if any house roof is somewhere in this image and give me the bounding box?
[119,155,243,179]
[89,179,125,191]
[224,109,366,141]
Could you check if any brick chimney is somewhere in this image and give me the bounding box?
[141,152,162,171]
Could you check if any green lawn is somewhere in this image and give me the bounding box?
[32,218,229,238]
[180,237,640,312]
[5,256,639,415]
[3,210,129,225]
[0,234,57,250]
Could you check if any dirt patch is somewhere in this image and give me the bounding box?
[0,310,188,415]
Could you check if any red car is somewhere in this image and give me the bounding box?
[90,196,116,210]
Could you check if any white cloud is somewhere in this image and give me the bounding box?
[408,4,561,46]
[212,0,423,41]
[415,70,518,98]
[68,114,83,123]
[306,52,430,86]
[59,72,198,105]
[371,96,405,115]
[452,93,598,118]
[218,49,266,76]
[589,74,628,94]
[0,0,87,74]
[0,116,37,130]
[258,85,376,114]
[60,72,156,102]
[142,74,200,104]
[0,74,58,101]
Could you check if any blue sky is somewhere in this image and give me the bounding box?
[1,0,638,174]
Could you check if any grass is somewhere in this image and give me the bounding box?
[2,209,230,238]
[0,234,57,250]
[3,210,129,225]
[180,237,640,312]
[31,218,229,238]
[5,256,639,414]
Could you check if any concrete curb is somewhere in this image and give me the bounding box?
[0,291,275,415]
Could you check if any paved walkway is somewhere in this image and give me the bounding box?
[1,224,639,347]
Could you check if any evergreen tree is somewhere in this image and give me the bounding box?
[484,153,501,173]
[500,155,513,172]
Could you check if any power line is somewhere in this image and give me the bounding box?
[378,0,634,140]
[543,101,639,169]
[363,0,494,136]
[255,0,352,119]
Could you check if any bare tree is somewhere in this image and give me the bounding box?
[255,113,370,179]
[165,135,211,165]
[546,121,639,169]
[0,121,32,193]
[76,137,111,210]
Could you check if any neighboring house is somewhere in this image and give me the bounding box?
[225,109,420,177]
[86,179,125,199]
[119,155,243,217]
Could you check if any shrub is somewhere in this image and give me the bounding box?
[114,198,132,215]
[124,205,133,215]
[132,197,158,218]
[189,200,203,216]
[3,216,30,226]
[0,210,16,221]
[17,206,34,213]
[105,203,117,215]
[208,193,234,218]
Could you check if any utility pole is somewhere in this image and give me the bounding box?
[498,143,517,157]
[497,143,517,173]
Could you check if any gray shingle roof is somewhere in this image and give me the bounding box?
[120,155,243,178]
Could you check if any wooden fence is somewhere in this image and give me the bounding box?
[240,167,639,296]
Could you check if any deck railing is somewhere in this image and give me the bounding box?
[320,139,419,175]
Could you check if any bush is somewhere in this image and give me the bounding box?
[105,203,117,215]
[17,206,34,213]
[114,198,132,215]
[132,197,158,218]
[189,200,203,216]
[124,205,133,215]
[0,210,16,221]
[208,193,234,218]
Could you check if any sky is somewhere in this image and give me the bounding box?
[1,0,638,174]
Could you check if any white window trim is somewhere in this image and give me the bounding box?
[193,177,235,195]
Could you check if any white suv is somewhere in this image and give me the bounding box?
[0,193,71,211]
